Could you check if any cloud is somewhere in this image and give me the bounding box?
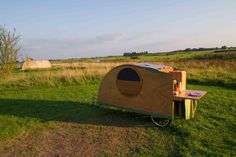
[20,31,147,59]
[20,26,236,60]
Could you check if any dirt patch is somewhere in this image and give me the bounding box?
[0,122,149,157]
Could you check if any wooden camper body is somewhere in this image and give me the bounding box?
[98,63,205,120]
[98,63,174,119]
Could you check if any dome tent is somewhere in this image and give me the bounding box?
[21,60,51,71]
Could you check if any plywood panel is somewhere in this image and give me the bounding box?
[173,90,207,101]
[170,71,186,91]
[98,65,174,119]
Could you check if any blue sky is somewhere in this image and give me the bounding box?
[1,0,236,59]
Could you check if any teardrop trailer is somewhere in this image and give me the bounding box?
[97,63,206,127]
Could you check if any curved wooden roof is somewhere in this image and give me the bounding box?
[135,63,173,72]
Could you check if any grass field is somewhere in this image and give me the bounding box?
[0,50,235,156]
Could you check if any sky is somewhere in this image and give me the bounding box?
[0,0,236,59]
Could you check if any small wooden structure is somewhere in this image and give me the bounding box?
[21,60,51,71]
[98,63,206,127]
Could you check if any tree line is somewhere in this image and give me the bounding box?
[123,46,236,57]
[123,51,149,56]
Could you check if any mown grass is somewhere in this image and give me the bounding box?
[0,50,235,156]
[0,83,235,156]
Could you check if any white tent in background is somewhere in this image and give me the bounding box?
[21,60,51,71]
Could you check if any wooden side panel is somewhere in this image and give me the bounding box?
[98,65,173,118]
[170,71,186,91]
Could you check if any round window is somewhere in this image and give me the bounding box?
[116,68,142,96]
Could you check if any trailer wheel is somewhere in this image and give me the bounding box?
[151,116,171,128]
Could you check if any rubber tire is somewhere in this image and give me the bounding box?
[151,116,171,128]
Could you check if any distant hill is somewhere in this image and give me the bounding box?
[50,47,236,63]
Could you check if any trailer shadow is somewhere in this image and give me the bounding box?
[0,98,151,127]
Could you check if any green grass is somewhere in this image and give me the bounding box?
[65,50,235,62]
[0,50,235,156]
[0,81,235,156]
